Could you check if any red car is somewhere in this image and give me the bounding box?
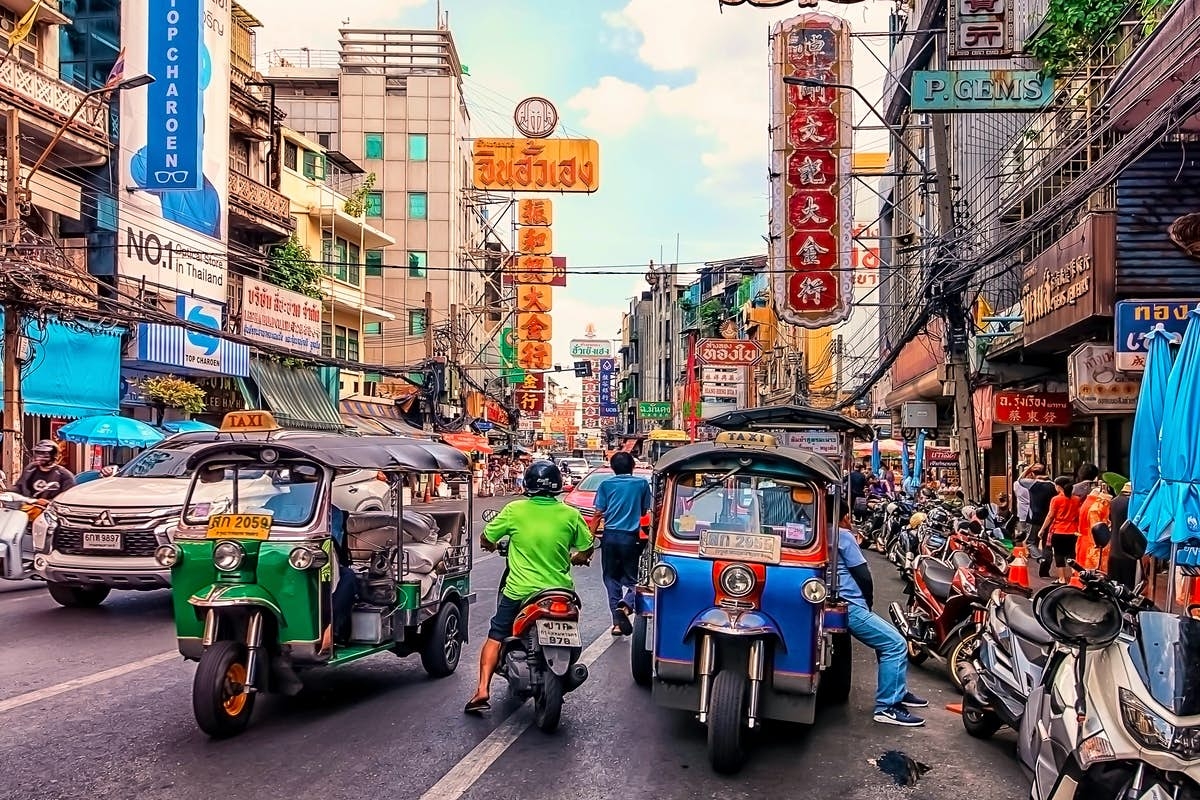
[564,467,654,535]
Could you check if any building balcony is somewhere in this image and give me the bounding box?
[228,169,295,240]
[0,57,110,166]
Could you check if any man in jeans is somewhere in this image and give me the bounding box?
[837,503,927,726]
[590,452,653,637]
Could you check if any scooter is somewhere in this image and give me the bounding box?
[957,587,1054,738]
[0,492,47,581]
[1017,563,1200,800]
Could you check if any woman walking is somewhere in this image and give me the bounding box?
[1038,476,1081,584]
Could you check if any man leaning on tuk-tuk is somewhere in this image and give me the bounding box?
[836,502,928,727]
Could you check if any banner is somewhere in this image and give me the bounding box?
[599,358,617,417]
[240,277,322,355]
[118,0,231,301]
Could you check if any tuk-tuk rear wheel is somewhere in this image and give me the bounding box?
[419,601,463,678]
[630,616,652,688]
[193,641,256,738]
[817,631,853,706]
[707,670,748,774]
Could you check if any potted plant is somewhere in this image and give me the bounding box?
[141,375,207,424]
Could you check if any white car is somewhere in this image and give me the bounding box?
[557,458,590,487]
[31,436,392,608]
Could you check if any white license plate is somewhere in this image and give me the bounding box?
[698,530,781,564]
[83,531,122,551]
[536,619,581,647]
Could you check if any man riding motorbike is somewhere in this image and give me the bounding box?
[464,460,595,714]
[13,440,75,501]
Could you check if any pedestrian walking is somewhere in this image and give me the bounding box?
[1025,465,1056,576]
[588,451,653,636]
[1038,476,1080,584]
[1107,482,1144,590]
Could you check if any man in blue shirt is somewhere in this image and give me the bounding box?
[836,503,927,727]
[591,452,653,636]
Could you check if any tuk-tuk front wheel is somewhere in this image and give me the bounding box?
[629,615,652,688]
[193,641,256,738]
[419,601,463,678]
[707,670,748,774]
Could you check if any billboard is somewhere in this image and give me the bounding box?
[472,138,600,192]
[241,277,323,355]
[118,0,231,302]
[769,13,854,329]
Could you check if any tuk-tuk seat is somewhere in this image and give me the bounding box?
[918,558,955,601]
[426,510,466,542]
[346,512,396,535]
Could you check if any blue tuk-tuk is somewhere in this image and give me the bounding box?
[630,405,873,773]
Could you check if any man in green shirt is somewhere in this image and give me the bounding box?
[465,461,594,714]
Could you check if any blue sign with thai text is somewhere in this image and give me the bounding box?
[144,0,204,191]
[1114,300,1199,371]
[599,358,618,417]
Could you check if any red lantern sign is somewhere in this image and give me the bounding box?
[993,391,1072,427]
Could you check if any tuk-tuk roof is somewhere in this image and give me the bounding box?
[184,434,470,472]
[654,440,841,483]
[705,404,875,441]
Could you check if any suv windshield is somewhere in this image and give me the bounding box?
[119,446,200,478]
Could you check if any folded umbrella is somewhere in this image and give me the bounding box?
[1129,325,1175,524]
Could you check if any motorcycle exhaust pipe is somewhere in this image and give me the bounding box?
[563,662,589,692]
[957,660,989,707]
[888,602,914,640]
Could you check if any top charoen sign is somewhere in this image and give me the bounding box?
[514,97,559,138]
[472,138,600,193]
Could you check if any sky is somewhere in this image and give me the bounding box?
[251,0,897,391]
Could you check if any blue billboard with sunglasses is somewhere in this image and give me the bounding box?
[143,0,203,191]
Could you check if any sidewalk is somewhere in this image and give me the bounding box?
[0,579,42,594]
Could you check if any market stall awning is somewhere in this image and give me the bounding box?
[440,432,493,454]
[340,398,436,439]
[0,314,123,419]
[245,360,342,432]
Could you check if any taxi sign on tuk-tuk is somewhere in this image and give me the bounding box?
[207,513,272,540]
[220,410,281,433]
[713,430,778,448]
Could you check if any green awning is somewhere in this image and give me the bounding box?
[245,360,343,432]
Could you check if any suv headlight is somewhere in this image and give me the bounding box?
[719,565,756,598]
[1120,688,1200,759]
[32,506,58,552]
[213,541,245,571]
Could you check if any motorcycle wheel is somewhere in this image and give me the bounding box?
[192,640,256,739]
[946,630,983,692]
[707,670,749,774]
[961,694,1003,739]
[887,540,903,566]
[419,601,464,678]
[534,672,564,733]
[46,583,110,608]
[630,615,652,688]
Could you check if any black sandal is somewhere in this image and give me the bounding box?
[463,697,491,715]
[610,624,623,636]
[614,614,633,636]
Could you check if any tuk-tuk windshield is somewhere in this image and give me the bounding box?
[671,473,819,549]
[183,461,325,529]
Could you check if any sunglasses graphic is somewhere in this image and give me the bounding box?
[153,170,192,183]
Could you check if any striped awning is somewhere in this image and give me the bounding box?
[339,399,436,439]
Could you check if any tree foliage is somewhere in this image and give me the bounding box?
[270,235,323,300]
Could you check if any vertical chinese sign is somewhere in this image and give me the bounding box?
[769,13,854,329]
[948,0,1013,59]
[513,198,555,377]
[599,358,618,418]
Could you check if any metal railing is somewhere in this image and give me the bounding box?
[228,169,294,231]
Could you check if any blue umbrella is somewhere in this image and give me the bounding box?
[57,415,165,448]
[1137,305,1200,558]
[913,430,927,485]
[1129,325,1175,524]
[162,419,218,433]
[870,439,881,476]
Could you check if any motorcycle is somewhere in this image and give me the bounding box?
[1017,563,1200,800]
[483,509,590,733]
[0,492,47,581]
[957,587,1055,739]
[856,496,887,551]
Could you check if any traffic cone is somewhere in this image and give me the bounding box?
[1069,571,1084,588]
[423,477,433,503]
[946,702,963,714]
[1008,544,1031,589]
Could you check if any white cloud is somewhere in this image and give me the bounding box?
[567,77,660,137]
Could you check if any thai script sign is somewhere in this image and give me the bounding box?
[472,138,599,193]
[769,13,854,329]
[948,0,1014,59]
[911,70,1052,112]
[993,391,1072,427]
[782,431,840,456]
[569,338,613,358]
[1068,344,1140,414]
[1020,214,1115,347]
[1114,299,1198,371]
[240,277,322,355]
[695,338,762,367]
[638,401,672,420]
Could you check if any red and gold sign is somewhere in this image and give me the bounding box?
[517,283,553,313]
[769,13,854,329]
[517,312,553,342]
[517,340,552,370]
[517,226,553,255]
[472,138,600,193]
[518,199,553,226]
[993,391,1072,427]
[514,371,546,414]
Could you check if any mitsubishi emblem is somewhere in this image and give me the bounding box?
[94,511,115,528]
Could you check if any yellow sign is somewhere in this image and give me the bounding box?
[517,341,553,370]
[472,138,600,193]
[220,410,281,432]
[207,514,273,540]
[518,199,554,226]
[714,431,779,448]
[512,255,557,284]
[516,283,553,313]
[517,312,553,342]
[517,226,553,255]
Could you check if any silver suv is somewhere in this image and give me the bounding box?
[32,436,392,608]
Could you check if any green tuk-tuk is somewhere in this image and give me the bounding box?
[154,411,475,737]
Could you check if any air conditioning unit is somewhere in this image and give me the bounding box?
[901,401,937,429]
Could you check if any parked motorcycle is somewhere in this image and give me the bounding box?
[856,496,887,551]
[1017,563,1200,800]
[0,492,47,581]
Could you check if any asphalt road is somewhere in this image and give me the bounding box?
[0,496,1028,800]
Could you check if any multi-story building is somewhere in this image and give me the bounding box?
[266,28,496,406]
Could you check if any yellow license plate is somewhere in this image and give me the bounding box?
[207,513,272,540]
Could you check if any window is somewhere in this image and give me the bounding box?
[365,133,384,160]
[321,322,333,356]
[408,133,428,161]
[302,150,327,181]
[365,191,383,218]
[408,251,428,278]
[283,141,298,170]
[365,249,384,277]
[408,192,427,220]
[348,242,361,286]
[317,133,332,149]
[409,309,428,336]
[347,328,360,362]
[334,326,348,359]
[364,322,382,335]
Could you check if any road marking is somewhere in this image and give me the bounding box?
[418,630,618,800]
[0,651,177,714]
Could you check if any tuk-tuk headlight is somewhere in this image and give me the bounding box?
[802,578,828,604]
[213,541,245,571]
[650,563,677,588]
[719,565,756,598]
[288,546,329,571]
[155,544,181,568]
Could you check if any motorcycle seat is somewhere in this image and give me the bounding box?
[1000,594,1054,646]
[918,559,955,601]
[522,588,582,608]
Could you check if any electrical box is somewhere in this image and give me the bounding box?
[901,401,937,429]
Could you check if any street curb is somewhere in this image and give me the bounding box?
[0,580,43,595]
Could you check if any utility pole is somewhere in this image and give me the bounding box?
[3,108,24,484]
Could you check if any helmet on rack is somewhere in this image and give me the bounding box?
[32,439,60,465]
[524,461,564,497]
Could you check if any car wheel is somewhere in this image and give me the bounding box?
[46,583,110,608]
